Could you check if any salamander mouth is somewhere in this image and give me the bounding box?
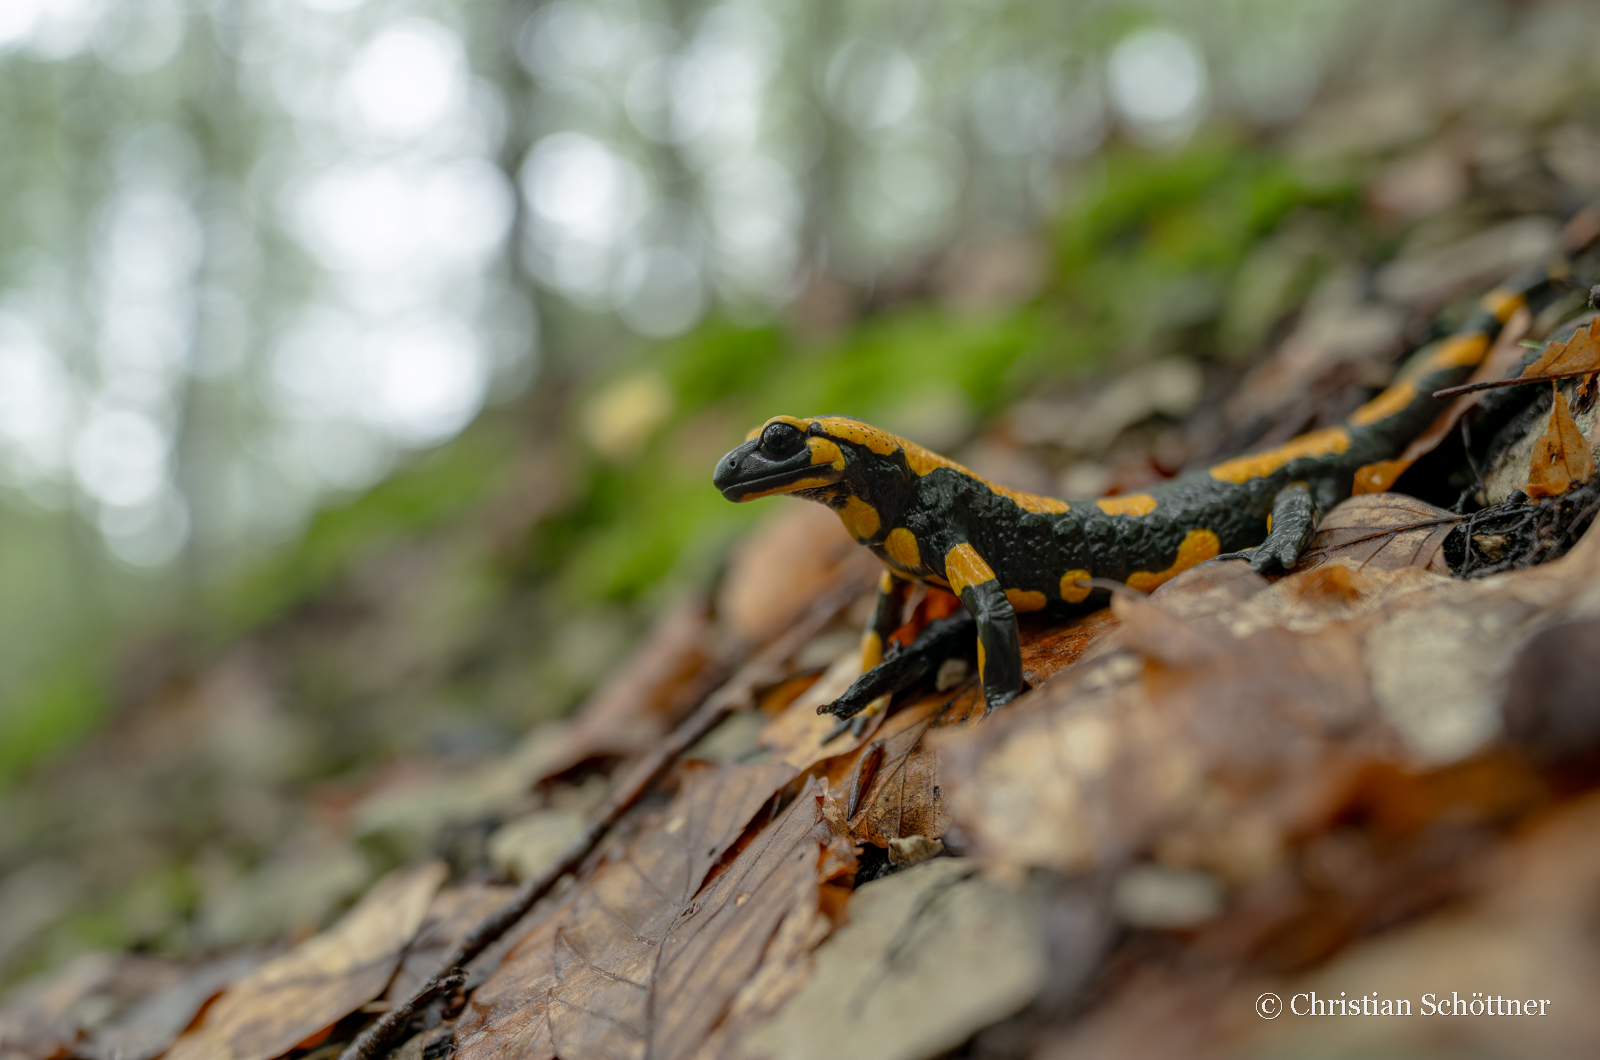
[716,463,843,501]
[713,440,844,501]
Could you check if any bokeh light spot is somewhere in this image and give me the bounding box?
[73,408,171,509]
[613,246,707,338]
[345,19,466,139]
[1108,28,1207,144]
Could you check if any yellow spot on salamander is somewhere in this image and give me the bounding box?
[1482,288,1526,324]
[785,415,1073,515]
[1004,588,1047,612]
[1343,332,1487,431]
[1125,529,1220,593]
[807,437,845,469]
[839,496,881,540]
[989,488,1069,514]
[944,543,997,597]
[1208,427,1351,484]
[811,416,902,455]
[1351,459,1411,495]
[1348,381,1416,426]
[750,414,809,441]
[899,441,1069,513]
[860,629,884,671]
[1059,570,1092,603]
[1096,493,1157,517]
[976,638,987,680]
[884,528,922,570]
[1425,332,1490,371]
[878,570,896,592]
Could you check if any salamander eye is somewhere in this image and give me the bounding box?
[759,422,805,458]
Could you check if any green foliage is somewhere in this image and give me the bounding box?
[514,140,1362,606]
[214,420,515,635]
[531,303,1047,604]
[1057,140,1348,272]
[662,323,790,408]
[526,141,1362,606]
[0,662,107,786]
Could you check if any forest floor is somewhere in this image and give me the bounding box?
[9,6,1600,1060]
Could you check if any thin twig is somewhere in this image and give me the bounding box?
[1432,368,1599,399]
[337,577,864,1060]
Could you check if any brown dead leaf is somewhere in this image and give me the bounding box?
[1161,557,1446,639]
[1209,789,1600,1060]
[937,587,1394,884]
[1357,520,1600,766]
[643,781,848,1060]
[1299,493,1459,572]
[943,515,1600,888]
[829,684,986,848]
[547,766,822,1060]
[0,952,115,1060]
[718,504,876,644]
[1375,217,1560,309]
[164,860,447,1060]
[81,953,260,1060]
[739,858,1054,1060]
[1502,615,1600,765]
[1019,607,1122,686]
[457,761,802,1060]
[1036,746,1600,1060]
[1523,313,1600,377]
[386,884,518,1005]
[758,648,875,773]
[766,606,1121,850]
[1525,383,1594,498]
[453,895,574,1060]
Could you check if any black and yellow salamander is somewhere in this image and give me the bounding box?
[714,268,1570,714]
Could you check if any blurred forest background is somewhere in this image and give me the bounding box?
[3,0,1600,992]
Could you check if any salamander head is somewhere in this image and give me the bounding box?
[716,415,929,540]
[716,414,1069,545]
[712,415,864,502]
[717,412,937,496]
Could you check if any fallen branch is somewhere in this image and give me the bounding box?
[1431,368,1599,399]
[337,577,864,1060]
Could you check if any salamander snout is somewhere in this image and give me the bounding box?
[713,422,843,502]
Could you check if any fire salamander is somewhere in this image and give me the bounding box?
[714,267,1569,714]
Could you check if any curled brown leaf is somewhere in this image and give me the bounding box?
[1525,383,1595,498]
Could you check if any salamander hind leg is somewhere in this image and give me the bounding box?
[1215,482,1319,574]
[861,571,915,671]
[840,572,917,735]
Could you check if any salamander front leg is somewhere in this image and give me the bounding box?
[1216,482,1319,573]
[958,579,1023,711]
[943,543,1024,710]
[820,611,974,744]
